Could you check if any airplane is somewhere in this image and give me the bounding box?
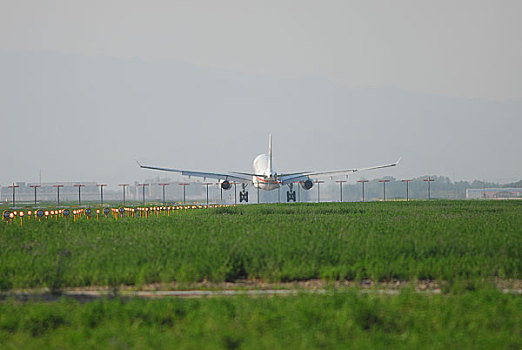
[138,135,401,202]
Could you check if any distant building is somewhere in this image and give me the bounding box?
[0,179,213,205]
[466,188,522,199]
[0,182,98,203]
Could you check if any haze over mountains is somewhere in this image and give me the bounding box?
[1,51,521,185]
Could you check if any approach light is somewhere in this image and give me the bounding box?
[19,212,24,217]
[28,211,32,216]
[45,211,49,216]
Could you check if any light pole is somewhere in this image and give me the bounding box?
[231,182,238,205]
[158,183,170,205]
[203,183,212,206]
[424,177,435,200]
[357,180,369,202]
[179,183,189,205]
[314,180,324,203]
[216,183,223,203]
[379,180,390,201]
[119,184,129,206]
[53,184,64,207]
[8,184,19,209]
[401,179,413,201]
[138,184,149,206]
[97,184,107,207]
[336,180,347,202]
[30,185,40,208]
[74,184,85,207]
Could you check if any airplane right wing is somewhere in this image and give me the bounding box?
[137,162,252,183]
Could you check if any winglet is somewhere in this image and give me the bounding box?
[136,160,143,168]
[395,156,402,166]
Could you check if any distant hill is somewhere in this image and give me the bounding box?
[503,180,522,188]
[0,51,521,185]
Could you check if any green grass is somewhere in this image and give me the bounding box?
[0,201,521,289]
[0,290,520,349]
[1,201,520,349]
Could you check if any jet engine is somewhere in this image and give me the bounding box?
[300,179,314,190]
[220,180,232,190]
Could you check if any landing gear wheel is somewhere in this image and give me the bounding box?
[287,191,296,202]
[240,191,249,203]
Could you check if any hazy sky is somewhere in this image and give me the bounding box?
[2,0,521,100]
[1,1,521,186]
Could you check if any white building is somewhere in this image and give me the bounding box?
[466,188,522,199]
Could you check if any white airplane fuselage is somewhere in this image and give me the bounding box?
[252,153,280,191]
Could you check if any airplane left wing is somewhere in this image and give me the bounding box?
[137,162,251,183]
[279,157,401,184]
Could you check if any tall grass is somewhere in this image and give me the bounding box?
[0,201,520,289]
[0,290,520,349]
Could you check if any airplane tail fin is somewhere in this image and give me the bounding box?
[268,134,273,173]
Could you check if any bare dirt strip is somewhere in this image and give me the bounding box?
[1,279,520,303]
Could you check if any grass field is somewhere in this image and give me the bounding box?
[0,201,520,349]
[1,200,520,289]
[1,290,520,349]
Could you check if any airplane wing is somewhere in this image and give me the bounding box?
[137,162,252,183]
[279,157,401,184]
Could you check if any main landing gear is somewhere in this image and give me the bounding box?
[240,183,249,203]
[286,183,296,202]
